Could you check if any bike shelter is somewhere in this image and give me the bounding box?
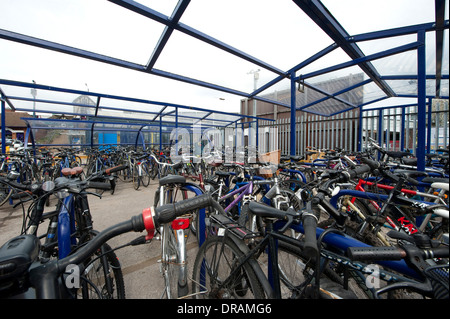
[0,0,448,170]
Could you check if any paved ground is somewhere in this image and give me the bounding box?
[0,178,199,299]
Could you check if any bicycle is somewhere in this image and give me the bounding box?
[153,173,211,298]
[0,194,217,299]
[4,164,128,298]
[191,164,449,299]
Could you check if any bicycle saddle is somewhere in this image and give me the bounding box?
[215,171,231,177]
[386,151,412,159]
[159,174,186,186]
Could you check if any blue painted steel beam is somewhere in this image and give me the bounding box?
[251,43,338,99]
[427,98,432,153]
[348,21,448,43]
[358,108,363,151]
[297,41,422,81]
[296,81,357,111]
[416,30,426,171]
[94,96,101,117]
[146,0,190,71]
[109,0,285,76]
[292,0,396,97]
[290,71,296,156]
[0,29,253,100]
[150,68,250,97]
[0,87,15,111]
[297,78,372,113]
[0,79,271,124]
[377,108,383,160]
[1,97,5,153]
[151,105,168,122]
[401,107,406,151]
[434,0,447,97]
[381,74,449,80]
[0,29,146,72]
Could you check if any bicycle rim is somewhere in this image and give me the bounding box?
[79,241,125,299]
[192,235,265,299]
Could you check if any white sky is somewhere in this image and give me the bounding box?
[0,0,447,114]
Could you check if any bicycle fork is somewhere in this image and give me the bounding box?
[160,224,188,299]
[158,186,189,298]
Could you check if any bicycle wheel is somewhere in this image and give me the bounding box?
[160,223,189,298]
[77,231,125,299]
[275,241,359,299]
[191,235,265,299]
[140,161,151,187]
[132,163,140,190]
[0,182,13,207]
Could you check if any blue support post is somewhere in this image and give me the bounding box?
[159,116,163,151]
[1,97,5,154]
[358,107,363,152]
[290,71,296,156]
[401,107,406,151]
[416,30,426,171]
[376,109,384,160]
[426,98,432,154]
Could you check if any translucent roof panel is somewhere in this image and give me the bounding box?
[0,0,163,65]
[179,0,334,71]
[153,30,273,94]
[322,0,438,35]
[0,0,448,121]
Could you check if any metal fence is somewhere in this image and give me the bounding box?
[258,100,449,156]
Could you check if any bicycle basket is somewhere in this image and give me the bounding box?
[424,264,449,299]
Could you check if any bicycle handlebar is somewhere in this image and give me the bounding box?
[26,194,219,298]
[248,201,319,259]
[301,211,319,259]
[153,194,216,225]
[347,245,449,262]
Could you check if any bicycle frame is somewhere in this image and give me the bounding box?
[330,188,438,235]
[157,181,205,298]
[219,181,254,214]
[57,194,77,259]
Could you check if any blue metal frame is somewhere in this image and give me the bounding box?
[0,1,448,161]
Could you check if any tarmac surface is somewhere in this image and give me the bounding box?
[0,178,199,299]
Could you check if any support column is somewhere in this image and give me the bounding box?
[290,72,296,156]
[1,96,5,154]
[416,30,426,171]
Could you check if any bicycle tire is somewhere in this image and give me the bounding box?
[191,235,266,299]
[0,182,13,207]
[160,224,189,298]
[140,162,151,187]
[275,241,360,299]
[79,239,126,299]
[132,163,140,190]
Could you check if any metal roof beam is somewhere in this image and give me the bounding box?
[252,43,338,97]
[0,29,146,72]
[298,41,422,81]
[145,0,190,71]
[434,0,446,97]
[109,0,284,76]
[292,0,396,97]
[349,21,448,42]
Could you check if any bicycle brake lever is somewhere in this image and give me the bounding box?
[82,191,102,198]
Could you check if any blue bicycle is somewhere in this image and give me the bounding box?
[17,164,128,298]
[192,164,449,299]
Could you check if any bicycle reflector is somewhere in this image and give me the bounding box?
[171,218,190,230]
[142,207,156,240]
